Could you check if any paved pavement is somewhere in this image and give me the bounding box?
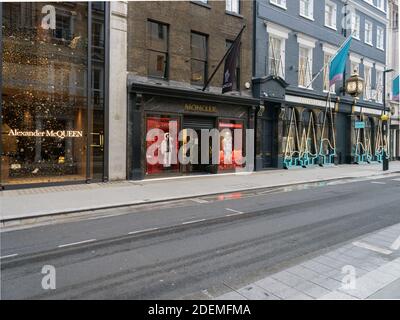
[1,162,400,222]
[1,175,400,299]
[216,223,400,300]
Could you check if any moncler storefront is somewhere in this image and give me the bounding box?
[127,82,258,180]
[1,2,108,188]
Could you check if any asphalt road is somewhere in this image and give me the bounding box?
[1,175,400,299]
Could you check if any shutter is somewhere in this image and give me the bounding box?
[183,117,215,130]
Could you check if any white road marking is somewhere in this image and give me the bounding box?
[128,227,159,235]
[58,239,96,248]
[352,241,393,255]
[370,181,386,185]
[392,178,400,182]
[0,253,18,259]
[390,235,400,251]
[190,198,209,204]
[225,208,244,216]
[87,214,117,220]
[182,219,206,225]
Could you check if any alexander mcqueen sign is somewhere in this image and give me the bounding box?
[8,129,83,139]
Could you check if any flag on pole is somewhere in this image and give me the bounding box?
[222,29,243,94]
[329,36,352,87]
[393,75,399,101]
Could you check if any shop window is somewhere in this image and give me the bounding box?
[218,120,244,171]
[147,20,168,79]
[146,116,180,175]
[1,2,105,186]
[191,32,208,86]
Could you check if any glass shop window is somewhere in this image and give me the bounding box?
[218,120,244,171]
[146,116,180,175]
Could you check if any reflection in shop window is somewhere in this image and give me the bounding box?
[1,2,105,186]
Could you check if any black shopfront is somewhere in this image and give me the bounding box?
[127,83,258,180]
[0,2,109,189]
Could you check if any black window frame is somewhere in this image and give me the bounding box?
[190,31,208,86]
[147,19,169,80]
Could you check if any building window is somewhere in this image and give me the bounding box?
[325,0,337,30]
[351,13,361,40]
[226,0,240,14]
[377,26,384,50]
[298,46,313,88]
[323,53,335,93]
[376,0,384,11]
[365,20,373,45]
[191,32,208,86]
[54,13,72,41]
[364,64,372,100]
[147,21,168,79]
[300,0,314,20]
[226,40,241,90]
[270,0,287,10]
[351,61,360,75]
[393,6,399,30]
[376,69,383,103]
[268,36,285,78]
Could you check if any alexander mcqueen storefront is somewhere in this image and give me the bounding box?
[127,83,258,180]
[0,2,108,189]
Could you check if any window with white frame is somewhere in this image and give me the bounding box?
[226,0,240,14]
[269,36,285,78]
[365,20,373,45]
[364,64,372,100]
[351,61,359,74]
[377,26,384,50]
[323,53,335,92]
[350,53,361,75]
[325,0,337,29]
[376,0,384,11]
[270,0,287,9]
[298,46,313,87]
[351,13,361,39]
[376,68,384,103]
[300,0,314,19]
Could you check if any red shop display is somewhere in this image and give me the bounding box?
[146,116,179,175]
[218,120,244,171]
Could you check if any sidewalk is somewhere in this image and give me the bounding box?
[215,223,400,300]
[1,162,400,222]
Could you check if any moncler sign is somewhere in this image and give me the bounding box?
[8,129,83,139]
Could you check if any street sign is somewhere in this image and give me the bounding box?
[355,121,365,129]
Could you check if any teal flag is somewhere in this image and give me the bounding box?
[393,75,399,101]
[329,36,352,87]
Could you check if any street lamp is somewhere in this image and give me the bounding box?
[345,70,364,119]
[345,71,364,98]
[382,68,394,171]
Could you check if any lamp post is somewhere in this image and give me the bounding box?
[382,68,394,171]
[345,70,364,164]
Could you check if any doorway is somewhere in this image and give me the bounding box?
[182,116,215,173]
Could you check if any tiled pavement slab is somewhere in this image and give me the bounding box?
[214,223,400,300]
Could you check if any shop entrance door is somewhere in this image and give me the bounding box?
[182,116,215,173]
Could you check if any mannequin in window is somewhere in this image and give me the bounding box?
[160,132,173,167]
[222,131,233,165]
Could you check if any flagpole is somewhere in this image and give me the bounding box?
[305,33,353,89]
[202,25,246,92]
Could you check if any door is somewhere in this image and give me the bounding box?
[182,116,215,173]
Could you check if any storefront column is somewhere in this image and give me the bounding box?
[108,1,127,180]
[127,93,144,180]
